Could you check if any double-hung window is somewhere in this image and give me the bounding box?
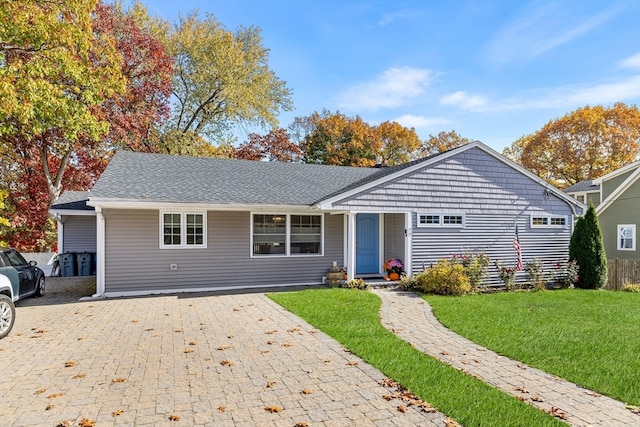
[618,225,636,251]
[252,214,323,256]
[161,212,206,248]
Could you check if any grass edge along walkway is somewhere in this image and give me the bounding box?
[269,288,564,427]
[423,289,640,407]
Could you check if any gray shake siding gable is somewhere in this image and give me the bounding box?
[51,141,585,295]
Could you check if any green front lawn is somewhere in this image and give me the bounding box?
[424,289,640,406]
[270,289,563,426]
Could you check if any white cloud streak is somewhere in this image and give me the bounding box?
[483,3,619,66]
[337,67,432,111]
[619,52,640,70]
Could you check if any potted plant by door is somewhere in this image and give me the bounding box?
[383,258,404,281]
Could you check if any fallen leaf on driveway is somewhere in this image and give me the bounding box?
[184,349,194,354]
[531,395,544,402]
[515,386,529,393]
[217,344,232,350]
[264,405,282,413]
[72,374,85,379]
[281,342,293,348]
[346,361,358,366]
[168,414,180,421]
[218,405,226,412]
[47,393,63,399]
[549,407,568,420]
[112,409,124,417]
[64,361,76,367]
[266,381,276,388]
[445,418,462,427]
[294,422,309,427]
[300,389,313,395]
[34,388,46,395]
[111,378,126,384]
[220,360,234,366]
[78,418,96,427]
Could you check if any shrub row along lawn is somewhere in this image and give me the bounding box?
[269,288,563,426]
[424,289,640,406]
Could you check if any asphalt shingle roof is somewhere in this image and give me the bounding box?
[563,179,599,193]
[88,151,397,206]
[50,190,92,210]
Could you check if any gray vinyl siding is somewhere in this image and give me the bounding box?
[62,215,97,252]
[103,210,342,294]
[332,147,576,287]
[411,214,573,286]
[383,213,405,263]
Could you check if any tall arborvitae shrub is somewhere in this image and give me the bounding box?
[569,202,608,289]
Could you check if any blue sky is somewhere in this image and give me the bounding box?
[142,0,640,152]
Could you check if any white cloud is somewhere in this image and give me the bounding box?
[619,52,640,70]
[337,67,432,111]
[440,91,488,110]
[378,9,418,26]
[475,75,640,113]
[393,114,450,130]
[483,4,619,66]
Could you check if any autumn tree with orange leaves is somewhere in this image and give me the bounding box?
[503,103,640,189]
[292,110,423,167]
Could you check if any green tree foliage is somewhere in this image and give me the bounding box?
[156,10,293,142]
[569,202,608,289]
[503,103,640,189]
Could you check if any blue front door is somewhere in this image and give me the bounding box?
[356,213,379,275]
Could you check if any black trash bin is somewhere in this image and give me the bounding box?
[60,252,77,277]
[76,252,92,276]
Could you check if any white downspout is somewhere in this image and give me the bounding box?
[346,213,356,281]
[56,215,64,254]
[93,206,106,297]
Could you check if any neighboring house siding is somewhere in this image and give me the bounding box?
[103,210,342,294]
[598,178,640,260]
[62,215,97,252]
[602,170,635,200]
[586,191,600,207]
[383,213,405,263]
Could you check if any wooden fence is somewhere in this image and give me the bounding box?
[606,259,640,290]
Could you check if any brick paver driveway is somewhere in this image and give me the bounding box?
[0,278,445,427]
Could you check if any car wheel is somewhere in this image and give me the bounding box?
[35,275,45,297]
[0,295,16,339]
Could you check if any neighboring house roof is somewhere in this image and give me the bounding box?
[50,191,94,214]
[563,179,599,194]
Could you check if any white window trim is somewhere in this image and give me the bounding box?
[250,213,324,257]
[159,211,207,249]
[416,213,466,228]
[617,224,636,251]
[530,215,568,228]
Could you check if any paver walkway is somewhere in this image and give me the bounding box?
[374,288,640,427]
[1,277,448,427]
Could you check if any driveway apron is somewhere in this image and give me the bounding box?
[0,278,447,427]
[374,288,640,427]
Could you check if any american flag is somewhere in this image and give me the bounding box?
[514,225,523,271]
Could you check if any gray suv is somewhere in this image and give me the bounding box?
[0,248,45,338]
